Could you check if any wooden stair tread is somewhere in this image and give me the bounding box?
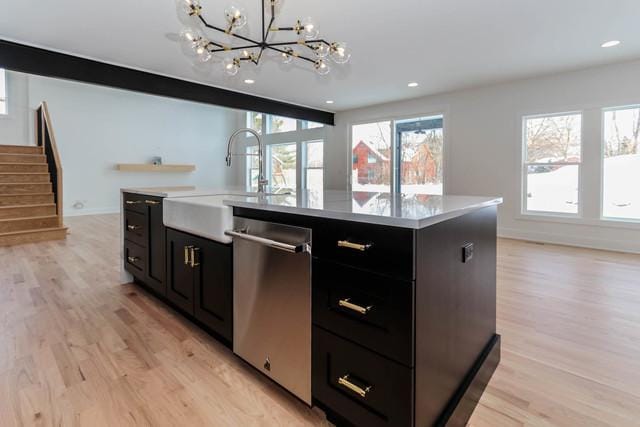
[0,162,50,166]
[0,214,58,222]
[0,172,50,175]
[0,203,56,209]
[0,226,68,246]
[0,226,67,236]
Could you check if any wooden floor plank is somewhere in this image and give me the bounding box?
[0,214,638,426]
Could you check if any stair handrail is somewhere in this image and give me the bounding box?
[36,102,63,227]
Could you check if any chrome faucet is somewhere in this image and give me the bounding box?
[226,128,268,193]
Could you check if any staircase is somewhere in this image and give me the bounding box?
[0,104,67,246]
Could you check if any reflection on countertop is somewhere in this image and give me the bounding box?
[223,190,503,229]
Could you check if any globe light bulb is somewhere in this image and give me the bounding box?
[176,0,202,17]
[193,39,212,62]
[330,42,351,64]
[223,57,240,75]
[180,27,200,45]
[314,59,330,75]
[281,48,294,64]
[225,4,247,30]
[302,17,319,40]
[313,43,329,58]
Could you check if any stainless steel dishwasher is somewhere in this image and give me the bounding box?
[225,217,312,404]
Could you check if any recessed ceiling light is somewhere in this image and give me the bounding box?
[408,82,419,88]
[326,100,334,104]
[244,79,255,84]
[601,40,621,48]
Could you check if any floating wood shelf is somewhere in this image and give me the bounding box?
[116,164,196,173]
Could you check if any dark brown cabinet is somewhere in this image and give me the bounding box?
[233,206,500,427]
[122,193,166,296]
[166,228,233,343]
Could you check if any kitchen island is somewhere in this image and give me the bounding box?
[121,188,502,427]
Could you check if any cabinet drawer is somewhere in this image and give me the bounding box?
[122,192,147,214]
[124,210,147,247]
[313,259,414,366]
[124,240,146,279]
[313,326,413,427]
[312,219,414,280]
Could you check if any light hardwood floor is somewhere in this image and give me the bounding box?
[0,214,638,426]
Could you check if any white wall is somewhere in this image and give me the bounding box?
[328,60,640,253]
[2,72,238,216]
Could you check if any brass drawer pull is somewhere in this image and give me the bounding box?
[338,374,372,398]
[338,298,372,315]
[125,200,142,205]
[190,247,200,268]
[145,199,160,205]
[337,240,372,252]
[127,224,140,231]
[127,256,139,264]
[184,246,193,265]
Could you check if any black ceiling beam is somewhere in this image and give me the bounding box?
[0,39,334,125]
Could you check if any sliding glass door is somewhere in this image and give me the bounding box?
[351,115,444,195]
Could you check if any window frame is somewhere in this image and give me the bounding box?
[348,110,447,195]
[0,68,7,116]
[302,140,324,192]
[600,104,640,224]
[520,111,584,218]
[243,112,326,192]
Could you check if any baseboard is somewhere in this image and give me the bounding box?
[64,207,120,217]
[498,227,640,254]
[435,334,501,427]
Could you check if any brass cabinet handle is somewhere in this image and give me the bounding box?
[190,247,200,268]
[125,200,142,205]
[337,374,372,398]
[184,246,193,265]
[127,224,140,231]
[337,240,372,252]
[338,298,373,315]
[145,200,160,205]
[127,256,139,264]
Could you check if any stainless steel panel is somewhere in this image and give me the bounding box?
[232,217,312,404]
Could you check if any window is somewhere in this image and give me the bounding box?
[0,69,6,115]
[301,120,323,130]
[351,115,444,195]
[267,115,297,134]
[268,143,297,191]
[304,141,323,192]
[522,113,582,215]
[244,112,326,192]
[602,106,640,221]
[396,116,444,195]
[246,112,263,135]
[351,121,392,192]
[246,145,259,191]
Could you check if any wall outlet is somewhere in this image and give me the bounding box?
[462,243,474,263]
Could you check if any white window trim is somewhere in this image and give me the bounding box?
[520,111,584,219]
[516,103,640,231]
[302,139,324,191]
[599,104,640,224]
[0,68,8,117]
[347,110,448,194]
[242,112,326,191]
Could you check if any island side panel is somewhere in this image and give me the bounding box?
[414,205,498,426]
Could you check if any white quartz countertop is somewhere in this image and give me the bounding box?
[121,186,247,198]
[223,191,502,229]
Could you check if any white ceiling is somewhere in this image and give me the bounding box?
[1,0,639,112]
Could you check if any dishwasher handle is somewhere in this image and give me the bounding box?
[225,229,311,254]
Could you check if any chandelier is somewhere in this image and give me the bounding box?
[175,0,351,76]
